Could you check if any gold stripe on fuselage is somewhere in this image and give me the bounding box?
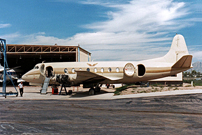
[146,67,171,73]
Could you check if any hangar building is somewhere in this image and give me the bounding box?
[1,44,91,77]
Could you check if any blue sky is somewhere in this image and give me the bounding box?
[1,0,202,62]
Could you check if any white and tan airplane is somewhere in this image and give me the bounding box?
[0,65,23,83]
[22,34,192,94]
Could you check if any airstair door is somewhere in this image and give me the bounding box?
[41,77,51,94]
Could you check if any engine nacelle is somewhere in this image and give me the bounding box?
[56,74,77,85]
[56,74,69,84]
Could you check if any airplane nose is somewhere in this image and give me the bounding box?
[21,70,38,82]
[21,74,27,80]
[22,72,30,81]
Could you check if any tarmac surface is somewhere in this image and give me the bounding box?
[1,87,202,134]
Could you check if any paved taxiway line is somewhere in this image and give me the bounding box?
[1,89,202,100]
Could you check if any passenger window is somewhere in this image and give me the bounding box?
[101,68,104,73]
[94,68,97,73]
[87,68,90,72]
[108,68,111,72]
[72,68,75,73]
[64,68,68,73]
[116,67,120,72]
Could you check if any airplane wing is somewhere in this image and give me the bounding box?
[0,69,4,72]
[76,71,122,83]
[76,71,107,83]
[76,71,99,78]
[0,66,21,73]
[11,76,18,80]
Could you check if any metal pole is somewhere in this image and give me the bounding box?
[0,38,18,97]
[78,47,80,62]
[3,39,6,97]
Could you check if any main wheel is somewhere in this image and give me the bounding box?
[89,88,95,95]
[95,87,101,93]
[68,90,72,95]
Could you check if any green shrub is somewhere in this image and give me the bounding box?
[114,85,131,95]
[183,79,202,86]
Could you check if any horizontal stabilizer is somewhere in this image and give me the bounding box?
[172,55,192,68]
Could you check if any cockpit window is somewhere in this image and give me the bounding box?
[34,66,39,69]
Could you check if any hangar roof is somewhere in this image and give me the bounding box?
[6,44,91,55]
[1,44,91,77]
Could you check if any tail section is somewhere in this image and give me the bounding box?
[163,34,189,63]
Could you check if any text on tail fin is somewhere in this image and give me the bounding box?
[163,34,189,63]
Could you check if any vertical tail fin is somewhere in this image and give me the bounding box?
[163,34,189,63]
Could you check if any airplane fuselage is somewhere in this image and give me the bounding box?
[22,60,189,86]
[22,34,192,88]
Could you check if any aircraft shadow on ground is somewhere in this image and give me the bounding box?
[68,90,112,98]
[30,89,114,98]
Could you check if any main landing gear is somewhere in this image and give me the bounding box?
[88,85,101,95]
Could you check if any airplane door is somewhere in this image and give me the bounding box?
[45,66,54,78]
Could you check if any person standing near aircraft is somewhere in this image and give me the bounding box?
[18,82,24,97]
